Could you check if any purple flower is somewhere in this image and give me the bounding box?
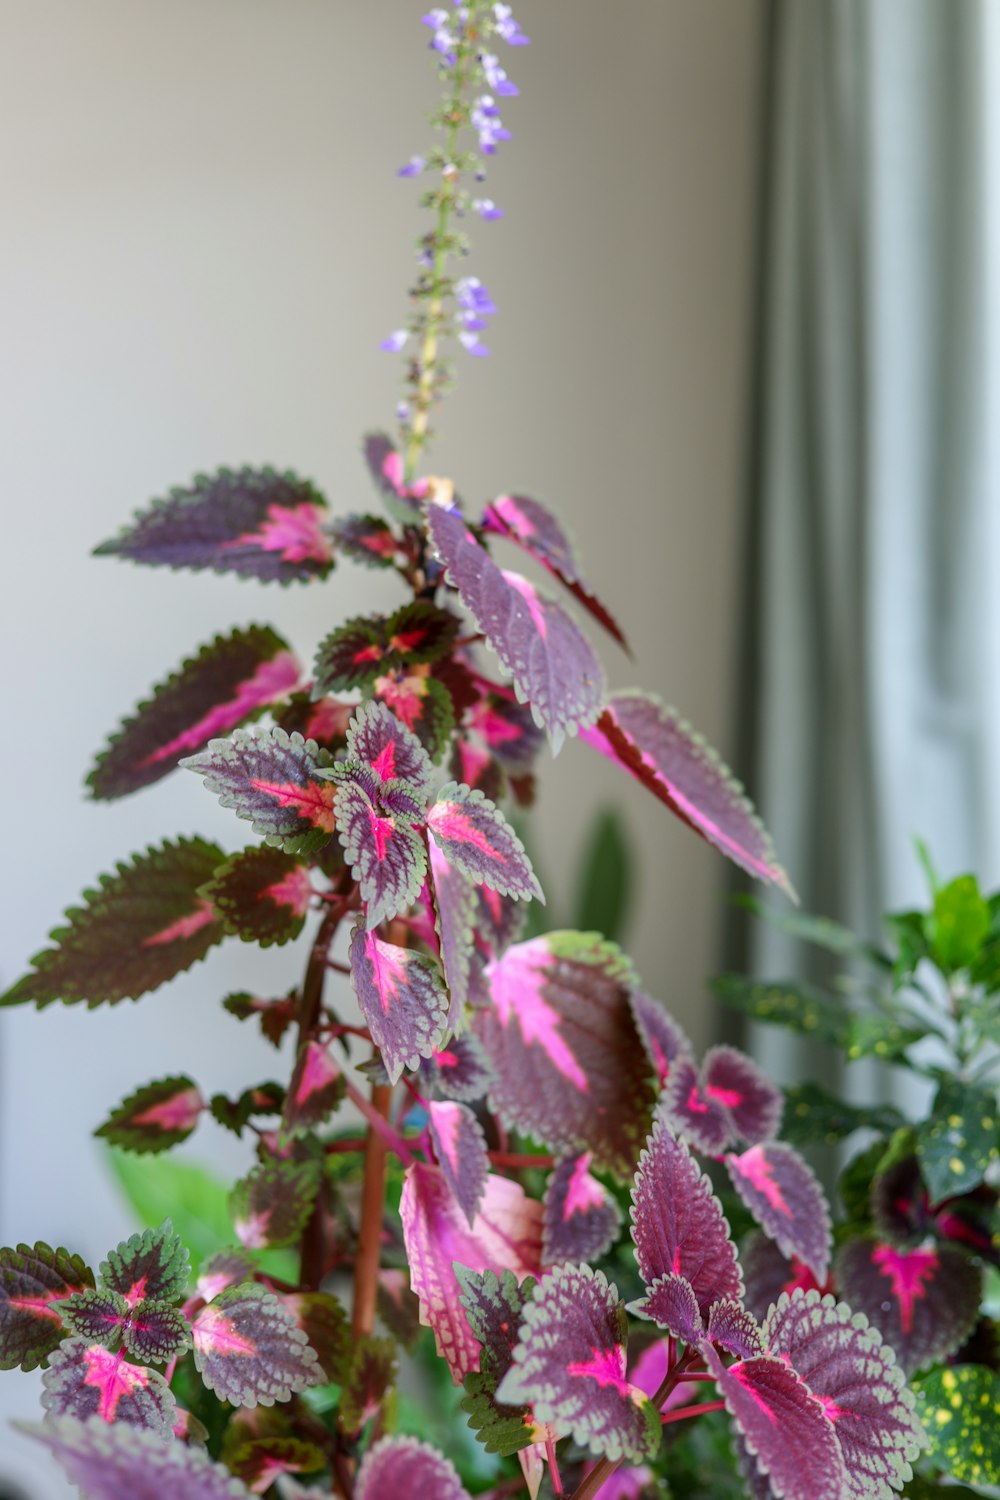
[421,8,457,64]
[397,155,426,178]
[456,277,497,318]
[493,3,530,44]
[396,401,411,422]
[459,330,490,357]
[380,330,410,353]
[480,50,518,96]
[473,197,504,220]
[471,95,512,154]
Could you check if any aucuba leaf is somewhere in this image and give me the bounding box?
[915,1079,998,1203]
[192,1282,321,1406]
[0,1242,95,1371]
[833,1238,981,1375]
[542,1153,622,1266]
[0,837,226,1008]
[497,1264,660,1465]
[630,1115,742,1320]
[337,1333,398,1435]
[355,1435,473,1500]
[88,626,300,800]
[418,1034,497,1102]
[428,1101,490,1226]
[712,973,851,1045]
[19,1415,256,1500]
[230,1161,320,1251]
[763,1288,925,1497]
[912,1364,999,1487]
[283,1040,344,1135]
[101,1220,190,1305]
[41,1337,176,1435]
[94,1075,205,1154]
[349,924,450,1084]
[182,728,335,855]
[628,991,694,1087]
[781,1081,906,1147]
[94,467,333,583]
[725,1142,832,1284]
[200,847,314,947]
[427,504,605,749]
[457,1267,541,1457]
[335,779,427,928]
[475,933,657,1177]
[314,601,459,694]
[427,782,543,902]
[582,692,794,895]
[330,512,399,569]
[482,492,630,651]
[229,1436,327,1494]
[428,842,477,1031]
[400,1163,543,1383]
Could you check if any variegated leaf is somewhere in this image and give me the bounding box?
[192,1282,321,1406]
[375,665,456,763]
[542,1153,622,1266]
[330,512,399,569]
[283,1041,344,1134]
[629,991,694,1088]
[427,782,542,902]
[362,431,425,523]
[429,842,477,1032]
[428,1101,490,1226]
[41,1337,176,1435]
[95,1075,205,1154]
[349,925,450,1084]
[100,1220,189,1305]
[314,601,458,693]
[834,1238,981,1375]
[457,1267,541,1457]
[19,1416,256,1500]
[345,697,435,794]
[726,1142,832,1284]
[0,1242,94,1371]
[356,1436,472,1500]
[418,1034,497,1102]
[335,779,427,928]
[230,1161,320,1251]
[182,728,335,855]
[201,847,314,947]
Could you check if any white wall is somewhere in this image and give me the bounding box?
[0,2,762,1491]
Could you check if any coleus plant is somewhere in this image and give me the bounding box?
[0,5,933,1499]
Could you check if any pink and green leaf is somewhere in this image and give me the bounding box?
[375,666,456,763]
[192,1282,321,1406]
[1,837,226,1008]
[314,601,459,694]
[726,1142,832,1284]
[428,1101,490,1226]
[418,1034,497,1103]
[63,1288,190,1364]
[88,627,300,800]
[630,1115,743,1318]
[223,990,299,1049]
[100,1220,190,1306]
[349,925,450,1084]
[197,1250,256,1305]
[229,1436,327,1495]
[344,698,435,795]
[356,1436,473,1500]
[481,492,630,652]
[400,1163,543,1383]
[283,1040,345,1135]
[41,1337,176,1436]
[94,467,333,583]
[19,1415,257,1500]
[330,512,399,569]
[94,1075,205,1154]
[335,781,427,929]
[763,1288,925,1496]
[281,1291,351,1383]
[427,505,606,749]
[210,1083,284,1137]
[582,692,794,895]
[833,1238,981,1375]
[457,1266,541,1456]
[0,1242,95,1371]
[182,728,335,856]
[275,691,352,753]
[542,1153,622,1266]
[427,782,543,902]
[60,1289,130,1348]
[475,933,657,1177]
[337,1333,398,1435]
[497,1264,660,1465]
[230,1161,320,1251]
[201,847,314,948]
[429,842,477,1032]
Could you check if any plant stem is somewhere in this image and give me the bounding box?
[344,1077,416,1168]
[297,902,345,1288]
[352,1082,394,1339]
[546,1437,564,1496]
[661,1399,725,1424]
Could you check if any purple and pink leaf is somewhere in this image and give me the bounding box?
[223,990,299,1050]
[19,1416,257,1500]
[629,991,694,1089]
[343,698,435,795]
[87,626,300,800]
[0,1241,95,1371]
[465,675,546,773]
[725,1142,832,1284]
[427,782,542,902]
[833,1237,982,1375]
[275,691,352,753]
[283,1040,345,1135]
[362,432,427,524]
[375,665,457,763]
[94,1074,205,1154]
[182,728,336,856]
[497,1264,660,1465]
[281,1290,351,1384]
[418,1034,497,1103]
[581,692,794,895]
[41,1337,176,1435]
[457,1266,542,1457]
[474,933,657,1177]
[192,1282,321,1406]
[94,467,333,583]
[200,847,314,948]
[355,1436,472,1500]
[740,1232,825,1324]
[313,601,458,694]
[663,1045,783,1155]
[229,1161,320,1251]
[0,837,226,1008]
[228,1436,327,1495]
[427,504,605,749]
[428,1100,490,1226]
[329,512,399,570]
[349,925,450,1084]
[428,843,477,1032]
[62,1288,190,1364]
[481,492,630,652]
[542,1153,622,1266]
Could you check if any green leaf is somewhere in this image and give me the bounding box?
[338,1334,398,1435]
[458,1267,537,1457]
[735,895,890,966]
[105,1151,232,1280]
[781,1082,906,1146]
[1,838,227,1008]
[711,975,851,1045]
[573,808,632,945]
[912,1364,1000,1486]
[929,875,991,973]
[94,1075,205,1155]
[100,1220,190,1304]
[845,1012,926,1063]
[200,847,314,948]
[0,1243,95,1371]
[884,909,931,980]
[229,1160,320,1250]
[916,1080,999,1203]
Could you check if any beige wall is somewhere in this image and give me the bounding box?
[0,3,762,1489]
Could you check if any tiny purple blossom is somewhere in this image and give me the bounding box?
[459,330,490,357]
[397,155,426,178]
[456,277,497,317]
[472,95,512,154]
[480,51,519,96]
[473,198,504,220]
[380,330,410,353]
[493,3,530,44]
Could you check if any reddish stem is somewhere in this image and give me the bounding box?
[351,1081,393,1339]
[661,1399,725,1424]
[488,1151,554,1169]
[546,1437,564,1496]
[344,1077,416,1167]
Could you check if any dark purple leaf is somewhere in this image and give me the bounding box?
[95,1075,205,1154]
[542,1153,622,1266]
[19,1415,257,1500]
[703,1343,847,1500]
[429,843,477,1032]
[337,1333,397,1435]
[229,1436,326,1493]
[349,925,450,1084]
[200,847,314,948]
[456,1267,544,1456]
[182,728,335,856]
[427,505,606,748]
[314,601,459,694]
[418,1034,497,1102]
[763,1288,925,1496]
[664,1046,783,1155]
[101,1221,188,1306]
[429,1100,490,1226]
[581,693,794,894]
[400,1163,543,1383]
[230,1161,320,1251]
[281,1291,350,1383]
[726,1143,832,1283]
[330,512,399,569]
[335,783,426,928]
[834,1238,981,1375]
[356,1436,472,1500]
[427,782,542,902]
[706,1299,764,1359]
[474,933,657,1177]
[630,1115,742,1319]
[94,467,333,582]
[375,666,456,763]
[482,492,630,651]
[662,1054,733,1155]
[637,1275,703,1345]
[192,1282,320,1406]
[283,1040,344,1134]
[497,1264,660,1464]
[1,837,226,1008]
[0,1242,94,1371]
[628,991,694,1088]
[41,1337,176,1435]
[466,676,546,773]
[740,1231,823,1324]
[345,697,435,794]
[88,627,300,800]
